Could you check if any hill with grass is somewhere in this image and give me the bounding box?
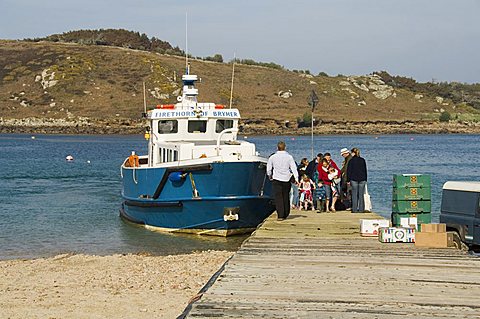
[1,32,480,134]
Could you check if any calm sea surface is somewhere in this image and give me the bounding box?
[0,133,479,260]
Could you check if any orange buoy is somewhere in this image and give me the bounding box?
[128,151,139,167]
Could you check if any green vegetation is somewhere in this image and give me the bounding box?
[204,54,224,63]
[439,111,451,122]
[26,29,184,56]
[292,69,312,75]
[28,29,288,71]
[297,112,313,127]
[374,71,480,110]
[232,58,284,70]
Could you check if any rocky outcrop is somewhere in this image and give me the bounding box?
[415,94,424,100]
[36,69,58,89]
[240,120,480,135]
[0,117,144,134]
[2,116,480,135]
[150,88,169,100]
[277,90,292,98]
[341,74,396,100]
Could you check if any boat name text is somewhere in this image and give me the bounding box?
[152,110,240,119]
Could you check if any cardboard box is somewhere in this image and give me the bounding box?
[360,219,390,237]
[420,223,447,233]
[392,200,431,213]
[378,227,415,243]
[393,174,431,188]
[415,232,454,248]
[392,186,431,201]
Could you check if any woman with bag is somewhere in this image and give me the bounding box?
[346,148,368,213]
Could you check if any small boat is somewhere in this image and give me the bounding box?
[119,65,275,236]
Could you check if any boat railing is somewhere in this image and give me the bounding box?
[216,128,239,156]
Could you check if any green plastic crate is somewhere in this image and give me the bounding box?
[392,200,431,213]
[391,212,432,227]
[393,174,431,188]
[392,186,431,201]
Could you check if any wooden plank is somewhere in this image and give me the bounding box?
[183,210,480,318]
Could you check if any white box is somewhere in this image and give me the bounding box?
[360,219,390,237]
[400,217,418,230]
[378,227,415,243]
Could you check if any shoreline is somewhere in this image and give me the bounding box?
[0,251,233,319]
[1,118,480,135]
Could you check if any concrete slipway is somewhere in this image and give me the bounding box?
[183,210,480,318]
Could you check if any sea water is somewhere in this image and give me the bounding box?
[0,134,479,259]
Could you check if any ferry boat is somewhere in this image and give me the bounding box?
[119,66,275,236]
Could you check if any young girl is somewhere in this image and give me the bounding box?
[299,175,316,210]
[328,166,340,212]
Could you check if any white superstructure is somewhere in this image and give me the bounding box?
[141,69,260,167]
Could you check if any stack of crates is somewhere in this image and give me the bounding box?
[392,174,431,229]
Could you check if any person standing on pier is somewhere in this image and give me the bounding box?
[347,148,368,213]
[306,153,323,180]
[340,148,353,209]
[267,141,299,221]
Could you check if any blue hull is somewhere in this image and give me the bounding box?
[120,161,275,236]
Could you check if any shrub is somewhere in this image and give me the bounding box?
[204,54,223,63]
[297,112,312,127]
[439,111,451,122]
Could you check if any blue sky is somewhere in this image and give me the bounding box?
[1,0,479,83]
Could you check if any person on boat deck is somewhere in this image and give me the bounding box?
[267,141,299,221]
[347,147,368,213]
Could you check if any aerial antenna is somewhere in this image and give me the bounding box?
[142,81,147,117]
[308,90,319,159]
[185,12,188,74]
[229,53,236,109]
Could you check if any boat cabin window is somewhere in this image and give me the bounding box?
[215,119,234,133]
[158,120,178,134]
[188,120,207,133]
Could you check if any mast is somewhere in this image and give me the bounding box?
[185,12,188,74]
[229,53,236,109]
[143,81,147,115]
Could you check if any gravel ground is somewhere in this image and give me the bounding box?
[0,251,233,319]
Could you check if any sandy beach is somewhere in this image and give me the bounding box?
[0,251,233,319]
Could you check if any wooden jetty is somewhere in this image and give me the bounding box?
[183,210,480,318]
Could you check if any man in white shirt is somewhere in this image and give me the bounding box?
[267,141,299,220]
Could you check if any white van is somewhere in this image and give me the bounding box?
[440,181,480,247]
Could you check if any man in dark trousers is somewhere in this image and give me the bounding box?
[340,148,353,209]
[267,141,299,220]
[347,148,368,213]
